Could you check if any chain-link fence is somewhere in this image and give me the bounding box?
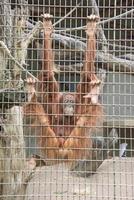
[0,0,134,199]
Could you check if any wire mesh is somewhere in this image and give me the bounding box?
[0,0,134,199]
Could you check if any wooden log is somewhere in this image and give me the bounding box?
[0,1,38,199]
[97,52,134,74]
[118,54,134,61]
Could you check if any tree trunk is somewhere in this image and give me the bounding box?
[0,1,35,199]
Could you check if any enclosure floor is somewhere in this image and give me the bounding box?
[26,157,134,200]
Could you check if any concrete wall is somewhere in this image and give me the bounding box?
[103,72,134,120]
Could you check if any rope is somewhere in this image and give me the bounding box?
[54,8,134,32]
[61,32,134,50]
[53,1,81,27]
[99,8,134,25]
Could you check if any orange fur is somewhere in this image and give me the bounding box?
[24,14,103,168]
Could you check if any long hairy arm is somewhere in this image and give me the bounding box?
[24,14,60,120]
[60,15,104,168]
[38,14,60,97]
[76,15,101,106]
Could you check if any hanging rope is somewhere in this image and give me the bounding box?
[53,1,81,27]
[54,8,134,32]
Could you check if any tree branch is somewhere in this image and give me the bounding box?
[0,41,38,81]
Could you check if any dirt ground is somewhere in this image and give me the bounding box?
[25,157,134,200]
